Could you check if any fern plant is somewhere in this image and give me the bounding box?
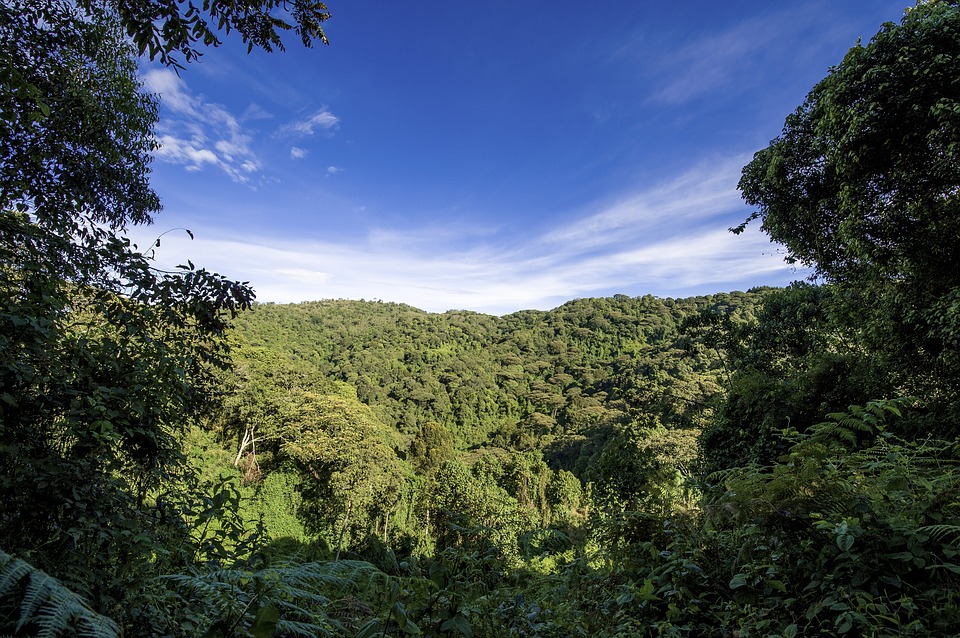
[800,397,913,452]
[0,548,120,638]
[153,559,388,637]
[695,398,960,635]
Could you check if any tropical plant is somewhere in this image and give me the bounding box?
[737,0,960,427]
[155,559,387,638]
[0,549,121,638]
[0,0,252,623]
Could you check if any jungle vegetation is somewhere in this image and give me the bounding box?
[1,0,959,636]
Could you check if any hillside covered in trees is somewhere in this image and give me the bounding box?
[228,293,758,444]
[2,0,960,637]
[211,292,759,558]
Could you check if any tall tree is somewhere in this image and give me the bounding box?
[737,0,960,425]
[282,392,407,558]
[0,0,253,613]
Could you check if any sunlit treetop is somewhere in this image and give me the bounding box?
[737,0,960,287]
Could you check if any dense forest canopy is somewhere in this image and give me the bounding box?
[1,0,960,637]
[228,292,761,448]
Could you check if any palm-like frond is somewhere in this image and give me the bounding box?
[0,548,120,638]
[918,524,960,543]
[158,559,389,637]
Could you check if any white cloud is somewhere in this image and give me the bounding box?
[280,108,340,137]
[143,68,260,183]
[241,103,273,121]
[133,154,800,315]
[326,166,344,175]
[542,154,749,252]
[142,68,197,114]
[274,268,333,284]
[648,20,778,104]
[131,223,792,316]
[153,135,219,169]
[612,7,818,106]
[290,146,309,159]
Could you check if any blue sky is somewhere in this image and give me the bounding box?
[138,0,908,315]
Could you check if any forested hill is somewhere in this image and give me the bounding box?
[6,1,960,635]
[227,291,766,453]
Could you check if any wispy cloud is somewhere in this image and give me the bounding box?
[612,6,820,106]
[241,103,273,121]
[647,19,780,104]
[135,154,799,315]
[290,146,309,159]
[143,69,260,182]
[279,108,340,137]
[326,166,344,175]
[542,154,749,252]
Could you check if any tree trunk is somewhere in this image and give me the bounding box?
[335,500,353,561]
[233,426,256,467]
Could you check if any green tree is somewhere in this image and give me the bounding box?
[594,421,699,516]
[737,0,960,426]
[697,284,885,474]
[282,392,407,558]
[0,0,253,621]
[501,450,553,528]
[546,469,585,528]
[75,0,331,66]
[427,459,526,564]
[410,420,456,476]
[217,338,335,477]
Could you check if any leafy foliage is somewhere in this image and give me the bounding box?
[4,0,960,636]
[76,0,332,67]
[0,0,253,628]
[229,292,761,453]
[0,549,120,638]
[565,401,960,636]
[282,392,407,556]
[155,560,385,637]
[738,0,960,427]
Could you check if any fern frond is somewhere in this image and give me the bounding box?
[277,617,339,636]
[0,548,120,638]
[275,587,332,607]
[18,571,54,629]
[918,524,960,543]
[35,590,78,638]
[275,597,330,618]
[74,610,122,638]
[158,559,389,638]
[0,553,32,595]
